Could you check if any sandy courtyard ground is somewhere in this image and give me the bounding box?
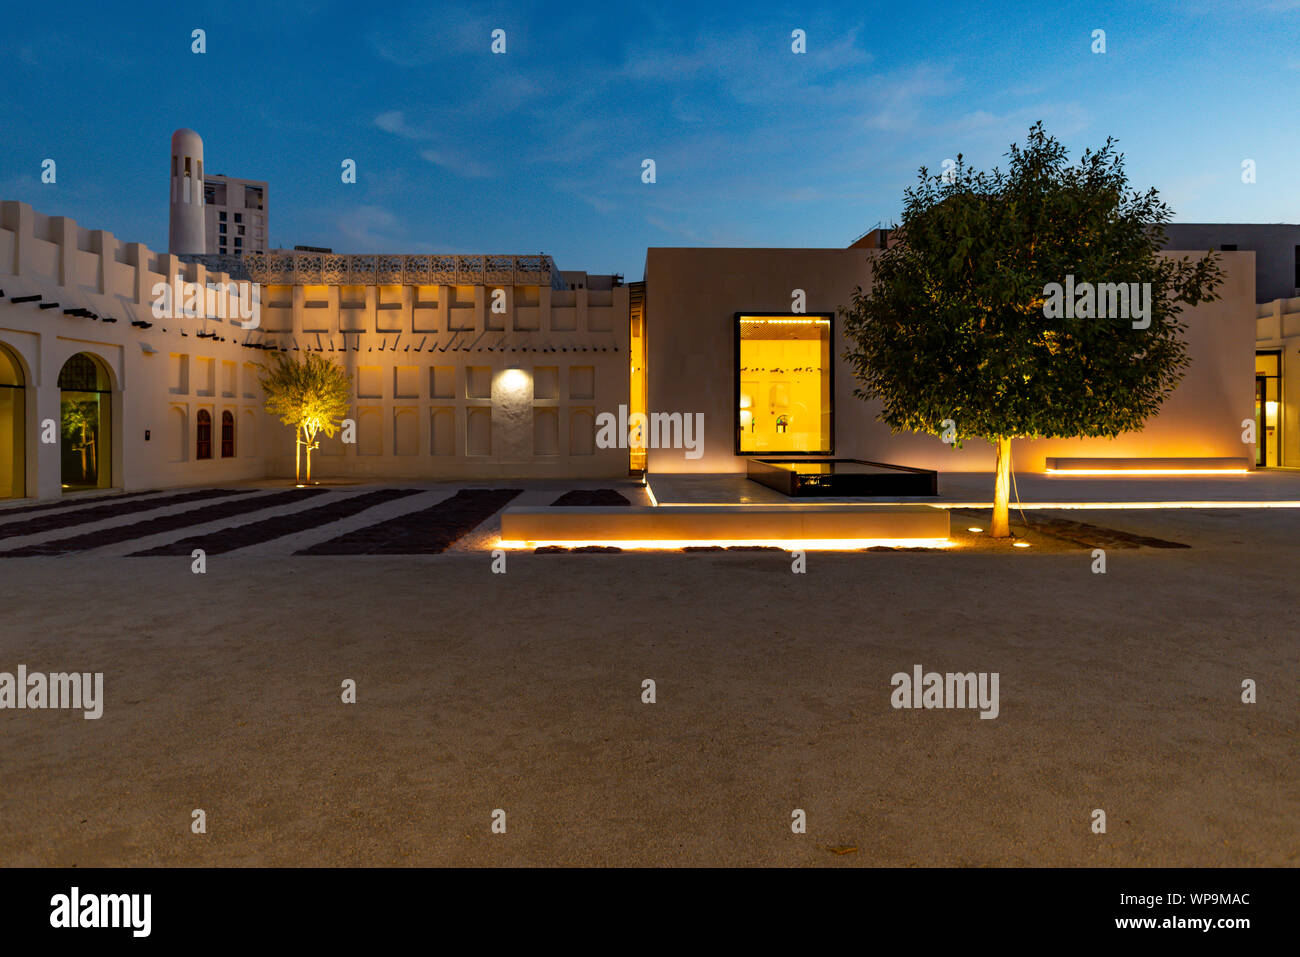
[0,499,1294,867]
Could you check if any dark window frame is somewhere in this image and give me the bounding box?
[196,409,213,460]
[220,410,235,458]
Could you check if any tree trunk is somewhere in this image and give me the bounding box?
[992,436,1012,538]
[294,429,302,484]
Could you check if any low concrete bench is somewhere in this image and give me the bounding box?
[499,504,950,546]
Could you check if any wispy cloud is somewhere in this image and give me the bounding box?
[373,110,494,177]
[367,7,516,67]
[373,110,425,140]
[330,205,437,253]
[419,149,492,179]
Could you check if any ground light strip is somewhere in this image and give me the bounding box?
[940,501,1300,510]
[1043,468,1250,476]
[498,538,954,551]
[642,485,1300,511]
[644,499,1300,509]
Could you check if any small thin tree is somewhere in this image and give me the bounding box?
[259,352,352,484]
[61,399,99,481]
[841,123,1224,537]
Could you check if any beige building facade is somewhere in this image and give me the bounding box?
[0,200,629,500]
[0,195,1270,502]
[643,246,1258,474]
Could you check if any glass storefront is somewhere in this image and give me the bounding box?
[735,314,832,454]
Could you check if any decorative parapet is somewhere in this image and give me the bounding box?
[241,252,561,288]
[175,253,253,282]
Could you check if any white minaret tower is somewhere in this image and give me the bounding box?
[168,128,205,254]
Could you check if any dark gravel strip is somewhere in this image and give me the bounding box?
[0,489,162,519]
[0,488,250,542]
[297,488,521,555]
[128,488,426,556]
[951,507,1190,549]
[550,489,631,506]
[4,489,325,556]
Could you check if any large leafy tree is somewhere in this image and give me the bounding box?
[259,352,352,484]
[841,123,1224,537]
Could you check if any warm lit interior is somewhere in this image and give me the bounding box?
[1256,351,1280,468]
[58,353,112,491]
[737,316,831,454]
[0,344,25,499]
[629,284,647,471]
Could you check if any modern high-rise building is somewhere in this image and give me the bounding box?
[167,128,268,256]
[203,174,268,256]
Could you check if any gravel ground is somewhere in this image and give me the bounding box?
[0,501,1294,867]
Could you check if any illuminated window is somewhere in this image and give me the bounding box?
[1256,351,1281,467]
[57,353,112,491]
[0,344,26,498]
[735,314,832,455]
[628,282,647,470]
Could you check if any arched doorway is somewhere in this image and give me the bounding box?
[0,343,26,498]
[58,353,113,490]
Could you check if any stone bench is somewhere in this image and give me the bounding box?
[499,504,950,547]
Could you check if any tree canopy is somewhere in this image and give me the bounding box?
[259,352,352,483]
[840,123,1225,536]
[842,122,1224,445]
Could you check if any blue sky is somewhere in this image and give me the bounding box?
[2,0,1299,278]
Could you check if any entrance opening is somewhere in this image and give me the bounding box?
[1255,351,1280,467]
[58,353,112,491]
[628,282,646,472]
[0,343,25,498]
[736,314,832,455]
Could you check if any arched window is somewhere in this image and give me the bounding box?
[196,410,212,460]
[221,410,235,458]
